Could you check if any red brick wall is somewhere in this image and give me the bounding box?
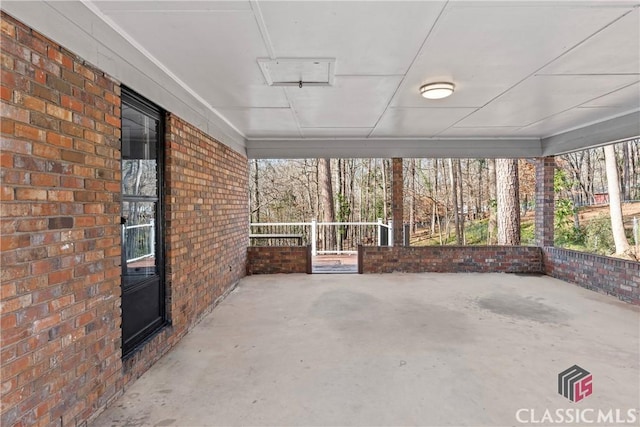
[1,12,249,427]
[360,246,542,274]
[247,246,311,274]
[542,247,640,305]
[1,13,122,426]
[166,114,248,327]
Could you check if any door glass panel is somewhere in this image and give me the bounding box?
[120,88,165,356]
[122,104,158,197]
[122,201,157,285]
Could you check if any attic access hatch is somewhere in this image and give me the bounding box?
[258,58,336,87]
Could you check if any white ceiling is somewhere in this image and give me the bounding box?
[2,0,639,158]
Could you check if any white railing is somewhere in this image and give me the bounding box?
[250,219,393,256]
[124,220,155,263]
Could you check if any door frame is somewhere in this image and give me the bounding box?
[120,86,168,358]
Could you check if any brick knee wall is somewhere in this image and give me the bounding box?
[359,246,542,273]
[247,246,311,274]
[1,12,248,427]
[359,245,639,305]
[542,247,640,305]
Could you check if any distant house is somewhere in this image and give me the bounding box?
[594,193,610,204]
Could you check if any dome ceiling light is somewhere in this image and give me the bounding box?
[420,82,455,99]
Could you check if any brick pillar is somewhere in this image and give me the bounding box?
[535,156,555,247]
[392,158,404,246]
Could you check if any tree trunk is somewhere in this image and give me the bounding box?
[440,160,450,243]
[319,158,336,250]
[337,159,343,251]
[409,158,416,234]
[585,151,595,205]
[477,160,483,220]
[432,159,438,235]
[373,159,379,220]
[304,159,314,219]
[449,158,462,244]
[315,160,321,220]
[436,204,443,245]
[604,144,631,255]
[623,141,632,201]
[382,159,389,220]
[598,147,607,195]
[631,141,638,200]
[365,158,372,221]
[496,158,520,245]
[431,202,436,238]
[457,159,465,244]
[253,159,261,222]
[487,159,497,244]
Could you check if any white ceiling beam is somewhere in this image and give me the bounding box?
[246,138,542,159]
[541,111,640,156]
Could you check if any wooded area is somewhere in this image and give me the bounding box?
[249,139,640,258]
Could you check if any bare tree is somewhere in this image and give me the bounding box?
[252,159,261,222]
[382,159,389,220]
[623,141,632,201]
[457,158,465,244]
[319,158,336,250]
[409,159,416,234]
[476,159,484,221]
[303,159,316,219]
[604,144,631,256]
[496,158,520,245]
[487,159,497,244]
[448,158,463,244]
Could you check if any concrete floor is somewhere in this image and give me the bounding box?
[92,274,639,427]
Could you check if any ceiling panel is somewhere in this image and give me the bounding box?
[259,1,446,75]
[100,9,289,108]
[540,8,640,75]
[438,127,523,138]
[580,81,640,108]
[517,106,634,137]
[216,108,301,138]
[371,108,476,138]
[300,128,373,138]
[457,75,639,128]
[94,1,252,12]
[391,4,632,109]
[286,76,403,128]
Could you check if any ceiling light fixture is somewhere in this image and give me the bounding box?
[420,82,455,99]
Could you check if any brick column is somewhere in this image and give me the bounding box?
[535,156,555,247]
[392,158,404,246]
